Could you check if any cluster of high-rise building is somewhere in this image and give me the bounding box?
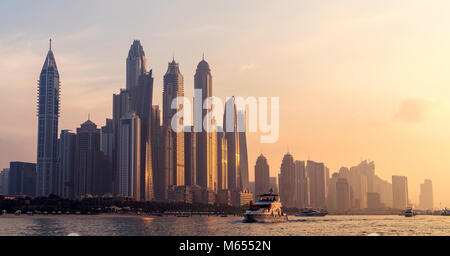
[0,40,252,207]
[0,40,437,211]
[253,153,435,211]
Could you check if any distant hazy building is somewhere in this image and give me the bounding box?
[335,178,351,211]
[279,153,296,207]
[373,176,393,208]
[296,160,310,208]
[419,179,433,211]
[9,162,36,196]
[348,162,370,209]
[36,40,60,196]
[255,154,270,196]
[367,192,382,209]
[58,130,76,198]
[0,168,9,195]
[269,177,278,194]
[307,160,327,209]
[392,175,408,209]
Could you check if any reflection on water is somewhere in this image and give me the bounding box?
[0,215,449,236]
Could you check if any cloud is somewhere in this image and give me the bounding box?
[394,97,434,123]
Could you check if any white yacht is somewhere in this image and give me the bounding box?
[296,208,328,217]
[243,193,288,223]
[441,208,450,216]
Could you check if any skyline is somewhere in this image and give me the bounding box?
[2,1,450,206]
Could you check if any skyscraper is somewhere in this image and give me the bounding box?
[217,131,228,190]
[184,127,197,186]
[58,130,76,198]
[36,40,60,196]
[151,106,164,200]
[336,178,351,211]
[238,111,249,191]
[112,89,131,195]
[392,175,409,209]
[295,160,310,208]
[9,162,36,196]
[224,97,240,192]
[126,40,147,90]
[194,58,217,192]
[307,160,327,209]
[255,154,270,196]
[279,153,296,207]
[160,125,173,200]
[163,59,184,186]
[126,40,155,201]
[269,177,278,194]
[119,113,141,200]
[101,119,114,159]
[74,119,101,197]
[419,179,433,211]
[0,168,10,195]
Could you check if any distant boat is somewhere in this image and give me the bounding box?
[176,213,191,217]
[14,210,21,216]
[402,208,416,217]
[220,214,228,217]
[296,208,328,217]
[441,208,450,216]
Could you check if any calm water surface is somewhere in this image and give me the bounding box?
[0,214,449,236]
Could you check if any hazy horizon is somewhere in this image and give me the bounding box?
[2,0,450,207]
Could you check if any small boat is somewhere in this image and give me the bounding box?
[402,208,416,217]
[441,208,450,216]
[220,214,228,217]
[14,210,21,216]
[66,211,71,215]
[296,208,328,217]
[1,210,6,215]
[26,211,33,216]
[176,213,191,217]
[243,192,288,223]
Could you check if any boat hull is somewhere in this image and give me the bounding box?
[243,214,288,223]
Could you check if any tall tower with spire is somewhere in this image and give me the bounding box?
[194,57,217,192]
[36,39,60,196]
[126,40,147,90]
[162,58,184,186]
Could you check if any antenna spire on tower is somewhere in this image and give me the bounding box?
[49,38,52,51]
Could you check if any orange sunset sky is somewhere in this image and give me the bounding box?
[1,0,450,207]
